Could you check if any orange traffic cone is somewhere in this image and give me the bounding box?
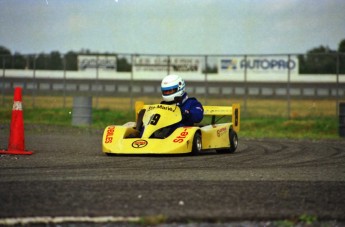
[0,87,33,155]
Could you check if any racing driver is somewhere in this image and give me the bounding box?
[160,74,204,128]
[135,74,204,138]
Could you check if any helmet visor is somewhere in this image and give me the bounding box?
[162,88,178,95]
[162,84,179,96]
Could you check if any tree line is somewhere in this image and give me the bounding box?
[299,39,345,74]
[0,39,344,74]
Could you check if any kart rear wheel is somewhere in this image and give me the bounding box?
[217,129,238,154]
[191,132,202,155]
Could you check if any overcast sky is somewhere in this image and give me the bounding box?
[0,0,344,55]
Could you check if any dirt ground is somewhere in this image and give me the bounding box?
[0,125,344,226]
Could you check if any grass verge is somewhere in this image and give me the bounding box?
[0,108,340,139]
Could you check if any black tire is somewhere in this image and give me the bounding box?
[217,129,238,154]
[191,132,202,155]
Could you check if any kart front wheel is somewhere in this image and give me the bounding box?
[191,132,202,155]
[217,129,238,154]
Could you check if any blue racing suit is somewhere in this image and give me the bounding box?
[175,94,204,127]
[161,93,204,131]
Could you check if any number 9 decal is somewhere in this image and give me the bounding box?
[149,114,161,125]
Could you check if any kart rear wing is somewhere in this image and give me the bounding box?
[203,104,240,132]
[135,101,145,121]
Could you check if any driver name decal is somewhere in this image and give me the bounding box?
[173,128,189,143]
[147,104,176,112]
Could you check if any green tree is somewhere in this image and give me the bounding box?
[339,39,345,52]
[117,57,132,72]
[36,53,47,69]
[49,51,63,70]
[203,64,218,74]
[338,39,345,74]
[33,52,63,70]
[300,46,336,74]
[0,46,11,56]
[64,51,78,70]
[0,46,12,68]
[13,52,26,69]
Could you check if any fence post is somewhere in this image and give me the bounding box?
[204,55,208,105]
[32,55,36,108]
[2,56,5,105]
[167,55,171,75]
[336,52,340,116]
[95,54,99,108]
[130,54,134,111]
[287,54,291,119]
[63,55,67,109]
[243,55,248,116]
[339,102,345,137]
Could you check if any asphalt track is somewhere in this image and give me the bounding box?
[0,125,345,226]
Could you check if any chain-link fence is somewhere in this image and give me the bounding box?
[1,52,344,118]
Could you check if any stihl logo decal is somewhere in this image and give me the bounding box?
[132,140,148,148]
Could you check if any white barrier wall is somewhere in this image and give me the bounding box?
[2,69,344,83]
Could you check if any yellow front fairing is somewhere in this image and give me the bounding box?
[102,125,199,154]
[102,104,194,154]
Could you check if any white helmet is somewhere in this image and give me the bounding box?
[161,74,186,102]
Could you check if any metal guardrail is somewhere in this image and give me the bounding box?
[1,77,343,99]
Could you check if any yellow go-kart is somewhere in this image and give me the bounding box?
[102,101,240,155]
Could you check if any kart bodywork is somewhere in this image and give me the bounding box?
[102,101,240,155]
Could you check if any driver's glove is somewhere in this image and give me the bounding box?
[182,109,190,120]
